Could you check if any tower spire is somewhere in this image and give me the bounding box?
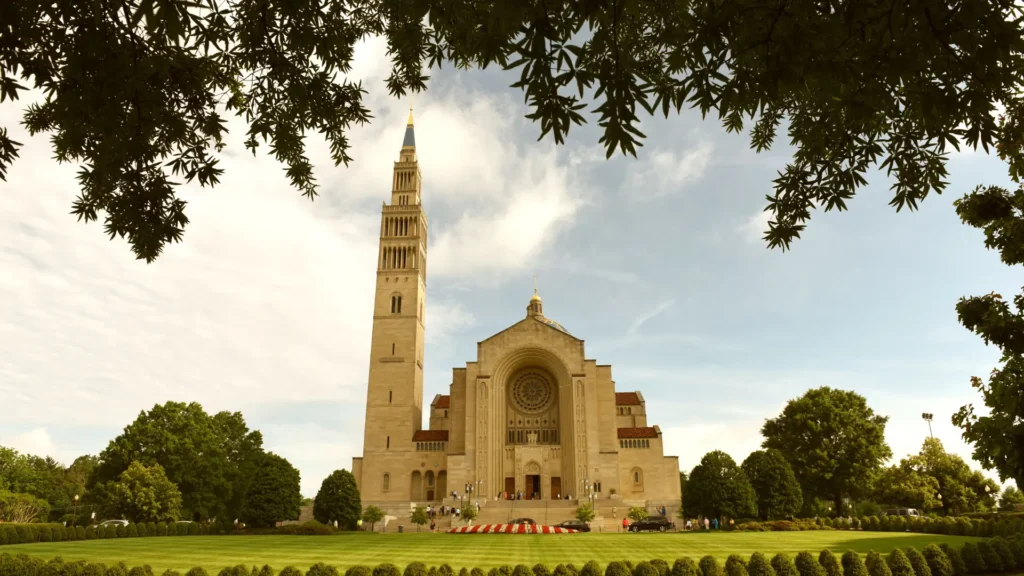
[402,98,416,149]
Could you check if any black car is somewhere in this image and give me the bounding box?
[556,520,591,532]
[629,516,674,532]
[509,518,537,525]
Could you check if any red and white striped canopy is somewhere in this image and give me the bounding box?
[447,524,579,534]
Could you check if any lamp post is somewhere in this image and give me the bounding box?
[922,413,934,439]
[73,494,79,524]
[464,483,474,512]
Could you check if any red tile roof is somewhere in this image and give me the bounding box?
[412,430,449,441]
[615,392,641,406]
[434,395,451,409]
[617,427,659,439]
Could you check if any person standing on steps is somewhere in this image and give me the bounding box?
[622,517,629,532]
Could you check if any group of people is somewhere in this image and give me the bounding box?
[426,504,464,532]
[683,517,729,530]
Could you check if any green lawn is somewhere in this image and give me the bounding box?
[0,532,979,573]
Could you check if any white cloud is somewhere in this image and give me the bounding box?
[624,142,713,200]
[0,428,59,460]
[425,300,476,345]
[738,207,773,244]
[662,419,765,473]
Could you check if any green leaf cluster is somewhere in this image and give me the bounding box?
[684,451,756,520]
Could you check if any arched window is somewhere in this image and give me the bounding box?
[444,410,448,417]
[632,468,644,491]
[391,294,403,314]
[383,473,391,492]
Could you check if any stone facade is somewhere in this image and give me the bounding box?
[352,114,681,513]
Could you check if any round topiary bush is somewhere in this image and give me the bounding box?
[651,560,669,576]
[513,566,532,576]
[699,557,723,576]
[308,564,339,576]
[1007,538,1024,568]
[605,564,630,576]
[373,566,400,576]
[460,569,470,576]
[937,545,965,576]
[404,563,428,576]
[343,568,370,576]
[865,552,891,576]
[819,551,841,576]
[958,544,985,575]
[841,552,866,576]
[976,542,1003,573]
[725,556,748,576]
[991,537,1017,571]
[886,549,914,576]
[127,566,154,576]
[770,554,797,576]
[795,553,824,576]
[670,559,698,576]
[904,548,931,576]
[217,565,247,576]
[553,566,575,576]
[579,562,600,576]
[427,567,438,576]
[921,545,953,576]
[471,570,484,576]
[634,563,659,576]
[745,553,771,576]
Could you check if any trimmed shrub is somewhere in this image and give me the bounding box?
[188,523,200,536]
[513,566,532,576]
[373,566,400,576]
[921,545,953,576]
[865,552,891,576]
[343,568,370,576]
[38,528,53,542]
[937,546,965,576]
[155,523,167,536]
[724,558,747,576]
[579,563,600,576]
[651,561,669,576]
[635,563,659,576]
[671,559,699,576]
[819,551,841,576]
[471,570,484,576]
[841,552,867,576]
[795,553,825,576]
[770,555,797,576]
[405,564,428,576]
[53,527,65,542]
[536,566,554,576]
[959,544,985,575]
[163,572,182,576]
[128,566,155,576]
[115,525,125,538]
[438,566,453,576]
[622,564,635,573]
[74,526,85,540]
[744,554,770,576]
[903,549,929,576]
[66,526,77,541]
[976,542,1002,573]
[427,569,437,576]
[107,562,130,576]
[127,524,138,538]
[700,557,723,576]
[217,567,248,576]
[991,537,1016,571]
[886,550,914,576]
[553,566,576,576]
[1008,538,1024,568]
[460,570,470,576]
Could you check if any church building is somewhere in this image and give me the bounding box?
[351,113,681,515]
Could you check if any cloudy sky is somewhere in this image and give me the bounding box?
[1,37,1019,497]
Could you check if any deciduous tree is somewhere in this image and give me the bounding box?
[361,505,385,532]
[684,450,756,520]
[741,449,803,520]
[239,452,301,528]
[313,469,361,530]
[0,489,50,522]
[999,485,1024,512]
[575,502,595,524]
[410,506,429,532]
[109,461,182,523]
[871,465,939,512]
[762,387,891,516]
[3,0,1022,260]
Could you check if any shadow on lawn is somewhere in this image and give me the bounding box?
[830,534,979,554]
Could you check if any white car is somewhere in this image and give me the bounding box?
[98,519,129,527]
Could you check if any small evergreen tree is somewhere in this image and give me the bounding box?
[795,553,825,576]
[372,565,399,576]
[841,552,867,576]
[313,470,361,531]
[959,544,985,575]
[650,561,669,576]
[865,553,891,576]
[991,538,1017,571]
[344,568,370,576]
[535,565,553,576]
[725,556,749,576]
[744,554,771,576]
[904,549,930,576]
[886,550,914,576]
[819,552,841,576]
[634,563,659,576]
[404,564,428,576]
[1007,538,1024,568]
[605,565,630,576]
[460,569,470,576]
[700,557,723,576]
[770,555,798,576]
[512,567,531,576]
[438,565,453,576]
[921,545,953,576]
[976,542,1002,573]
[670,559,698,576]
[937,546,965,576]
[470,570,484,576]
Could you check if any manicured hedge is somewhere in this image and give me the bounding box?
[736,515,1023,538]
[0,520,340,546]
[3,540,1024,576]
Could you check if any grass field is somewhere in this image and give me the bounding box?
[0,532,980,573]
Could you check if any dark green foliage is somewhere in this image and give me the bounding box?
[937,546,965,576]
[605,563,630,576]
[795,553,825,576]
[741,450,803,520]
[865,553,892,576]
[671,559,698,576]
[307,564,339,576]
[343,568,370,576]
[921,545,953,576]
[743,554,769,576]
[241,453,301,529]
[217,566,248,576]
[513,566,531,576]
[471,570,484,576]
[372,565,399,576]
[438,565,453,576]
[428,568,437,576]
[578,562,599,576]
[651,561,669,576]
[886,550,914,576]
[313,470,361,530]
[841,552,867,576]
[1007,538,1024,568]
[404,564,427,576]
[991,538,1016,570]
[37,528,51,543]
[127,567,154,576]
[818,551,841,576]
[106,562,129,576]
[976,542,1002,573]
[499,567,515,576]
[770,555,797,576]
[685,451,757,519]
[903,549,930,576]
[634,563,658,576]
[155,523,166,536]
[147,523,156,536]
[622,563,634,573]
[188,523,200,536]
[84,564,108,576]
[553,566,575,576]
[460,570,470,576]
[958,544,985,575]
[51,527,63,542]
[700,557,723,576]
[162,571,181,576]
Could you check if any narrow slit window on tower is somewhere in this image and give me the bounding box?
[386,436,390,449]
[392,343,395,354]
[389,390,393,403]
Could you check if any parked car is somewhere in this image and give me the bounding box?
[508,518,537,525]
[629,516,674,532]
[883,508,922,517]
[556,520,591,532]
[97,519,129,528]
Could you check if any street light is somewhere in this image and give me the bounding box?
[73,494,79,525]
[922,413,934,438]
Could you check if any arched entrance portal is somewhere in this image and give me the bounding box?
[410,470,422,501]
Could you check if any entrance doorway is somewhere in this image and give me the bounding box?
[525,475,541,499]
[505,477,515,499]
[551,477,561,499]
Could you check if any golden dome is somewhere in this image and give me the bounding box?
[530,292,542,302]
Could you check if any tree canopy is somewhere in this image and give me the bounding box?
[762,387,891,516]
[240,452,302,528]
[683,450,756,520]
[0,446,95,519]
[90,401,265,521]
[2,0,1023,260]
[999,485,1024,512]
[313,469,361,530]
[741,449,803,520]
[108,460,182,523]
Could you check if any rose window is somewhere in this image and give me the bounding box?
[510,371,555,414]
